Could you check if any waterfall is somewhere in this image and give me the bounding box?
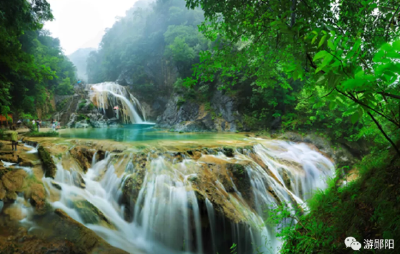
[88,82,146,124]
[38,139,334,254]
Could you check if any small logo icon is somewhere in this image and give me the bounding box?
[345,236,362,251]
[351,241,362,251]
[345,237,356,247]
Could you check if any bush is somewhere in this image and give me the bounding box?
[38,146,57,178]
[25,131,59,137]
[270,149,400,254]
[56,98,69,111]
[78,102,86,110]
[177,97,186,108]
[77,114,89,121]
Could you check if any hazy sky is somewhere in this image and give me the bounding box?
[44,0,137,55]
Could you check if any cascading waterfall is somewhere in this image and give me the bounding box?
[38,139,334,254]
[88,82,147,124]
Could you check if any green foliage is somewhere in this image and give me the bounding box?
[0,0,76,117]
[56,98,69,112]
[26,131,59,137]
[86,0,206,86]
[230,243,237,254]
[78,102,86,110]
[177,97,186,108]
[38,146,57,178]
[269,149,400,253]
[185,0,400,153]
[77,114,89,121]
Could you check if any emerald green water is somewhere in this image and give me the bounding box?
[59,126,246,143]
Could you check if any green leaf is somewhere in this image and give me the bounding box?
[313,51,328,61]
[327,39,335,50]
[318,35,327,48]
[393,40,400,50]
[351,112,360,124]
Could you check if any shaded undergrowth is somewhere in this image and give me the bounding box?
[269,147,400,253]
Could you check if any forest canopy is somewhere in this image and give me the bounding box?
[184,0,400,155]
[0,0,77,120]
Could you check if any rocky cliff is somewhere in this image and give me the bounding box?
[156,91,242,132]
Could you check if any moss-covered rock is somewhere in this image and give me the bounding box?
[120,165,146,222]
[69,146,94,173]
[222,147,234,157]
[38,146,57,178]
[27,183,49,215]
[70,200,113,228]
[0,153,19,163]
[72,171,86,189]
[32,209,128,254]
[0,168,27,203]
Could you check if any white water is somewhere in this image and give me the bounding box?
[37,139,334,254]
[88,82,148,124]
[24,143,39,154]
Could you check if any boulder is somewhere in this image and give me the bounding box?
[70,200,113,227]
[1,169,26,192]
[38,146,57,178]
[72,171,86,189]
[70,146,94,173]
[33,209,129,254]
[27,183,48,214]
[120,167,146,222]
[0,154,19,163]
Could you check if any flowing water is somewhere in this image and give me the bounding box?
[88,82,148,124]
[32,137,334,254]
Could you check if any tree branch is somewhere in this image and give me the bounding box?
[367,112,400,157]
[335,88,400,128]
[385,4,400,40]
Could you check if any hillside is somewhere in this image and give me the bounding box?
[68,48,95,82]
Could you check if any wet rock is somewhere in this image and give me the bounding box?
[1,169,26,192]
[226,163,246,179]
[268,186,282,204]
[281,170,293,192]
[6,191,17,201]
[27,183,48,214]
[70,200,113,227]
[32,209,128,254]
[19,160,34,167]
[0,181,6,200]
[70,146,94,173]
[72,171,86,189]
[38,146,57,178]
[120,167,146,222]
[0,154,19,163]
[188,174,198,182]
[222,147,234,157]
[51,181,62,190]
[23,140,38,147]
[96,150,106,162]
[75,120,90,128]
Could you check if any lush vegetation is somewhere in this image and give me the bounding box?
[268,146,400,253]
[184,0,400,153]
[180,0,400,252]
[86,0,207,100]
[0,0,77,121]
[25,131,59,137]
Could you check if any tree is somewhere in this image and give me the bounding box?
[185,0,400,155]
[0,0,76,117]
